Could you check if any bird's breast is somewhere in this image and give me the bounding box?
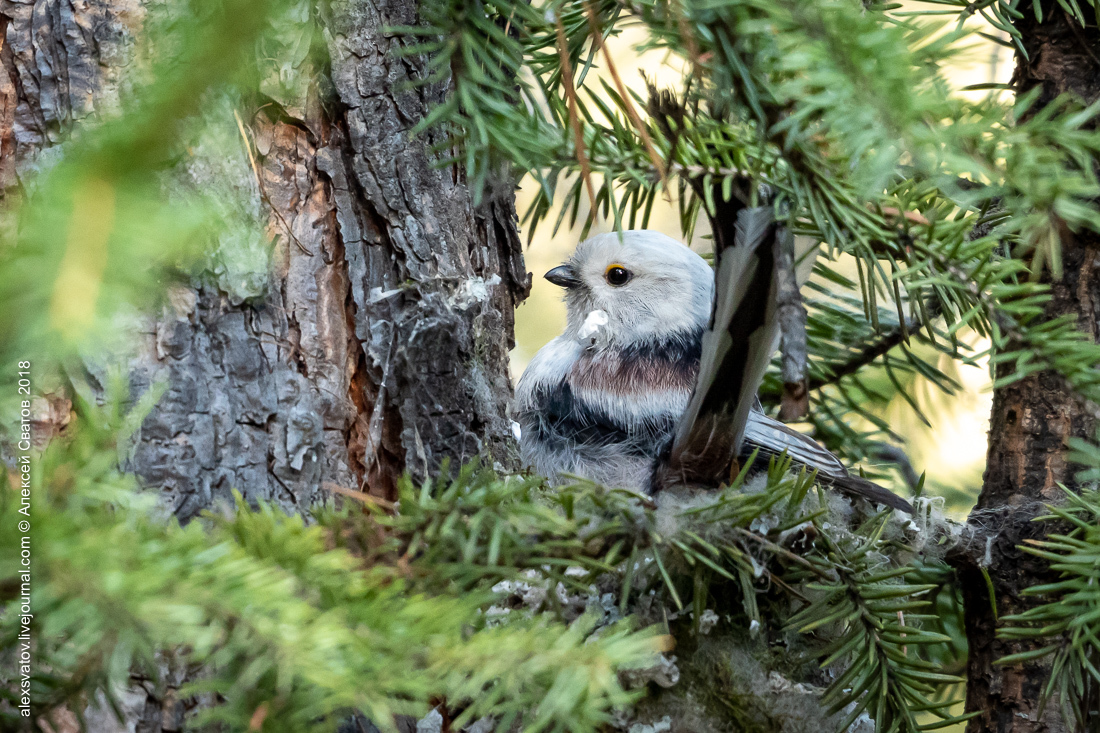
[568,336,701,425]
[570,348,698,394]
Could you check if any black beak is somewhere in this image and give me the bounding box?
[544,265,581,289]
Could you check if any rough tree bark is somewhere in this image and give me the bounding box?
[125,0,530,520]
[2,0,529,516]
[2,0,529,727]
[960,6,1100,731]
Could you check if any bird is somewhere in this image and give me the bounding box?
[513,214,913,513]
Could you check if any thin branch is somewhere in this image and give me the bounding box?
[322,482,397,511]
[581,0,668,186]
[806,318,917,393]
[553,13,598,215]
[669,0,703,77]
[775,224,810,421]
[805,282,946,393]
[868,443,921,490]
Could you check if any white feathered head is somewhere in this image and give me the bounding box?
[544,231,714,347]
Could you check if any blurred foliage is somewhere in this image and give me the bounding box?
[0,390,972,731]
[0,391,657,732]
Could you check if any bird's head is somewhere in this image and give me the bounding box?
[545,231,714,348]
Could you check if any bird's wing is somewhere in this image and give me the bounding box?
[514,337,582,412]
[742,411,915,513]
[657,206,779,488]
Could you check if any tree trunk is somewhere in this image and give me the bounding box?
[2,0,528,725]
[2,0,529,513]
[126,0,529,519]
[962,7,1100,731]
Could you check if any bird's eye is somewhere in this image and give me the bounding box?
[605,264,632,286]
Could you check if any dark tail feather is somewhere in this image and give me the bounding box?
[656,206,779,490]
[827,473,914,513]
[739,411,915,513]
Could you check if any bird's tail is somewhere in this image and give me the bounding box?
[826,473,914,513]
[654,206,779,489]
[741,410,913,512]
